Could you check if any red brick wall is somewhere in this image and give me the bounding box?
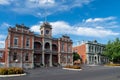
[0,50,5,63]
[73,44,86,63]
[52,40,58,45]
[5,38,8,66]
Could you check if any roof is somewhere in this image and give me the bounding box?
[16,24,29,30]
[40,22,52,29]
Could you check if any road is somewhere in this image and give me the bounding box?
[0,65,120,80]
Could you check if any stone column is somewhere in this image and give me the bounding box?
[42,52,45,66]
[7,50,10,67]
[42,40,45,66]
[21,51,23,68]
[31,36,34,68]
[49,42,52,67]
[31,52,34,68]
[49,54,52,67]
[58,53,61,65]
[86,54,89,64]
[58,40,61,65]
[66,54,68,65]
[99,56,101,64]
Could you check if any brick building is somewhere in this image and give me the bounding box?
[4,22,73,68]
[0,48,5,67]
[73,40,109,64]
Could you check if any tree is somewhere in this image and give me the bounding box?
[73,52,81,61]
[103,38,120,63]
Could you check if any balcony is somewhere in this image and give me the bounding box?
[44,49,51,52]
[34,48,42,53]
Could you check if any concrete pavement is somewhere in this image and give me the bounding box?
[0,65,120,80]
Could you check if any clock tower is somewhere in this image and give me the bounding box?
[40,22,52,38]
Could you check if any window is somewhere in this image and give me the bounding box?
[14,37,18,46]
[68,56,71,63]
[26,37,30,47]
[89,45,91,52]
[13,52,17,61]
[25,53,29,61]
[62,43,64,51]
[67,44,71,52]
[46,30,49,34]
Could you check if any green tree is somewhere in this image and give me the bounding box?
[73,52,81,61]
[103,38,120,63]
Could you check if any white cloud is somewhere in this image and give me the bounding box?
[0,35,6,40]
[0,22,10,48]
[85,16,116,23]
[0,35,5,48]
[81,16,119,29]
[30,18,119,38]
[0,0,10,5]
[26,0,55,8]
[0,22,11,35]
[1,0,93,16]
[1,22,11,27]
[76,27,119,38]
[0,41,5,48]
[30,24,40,33]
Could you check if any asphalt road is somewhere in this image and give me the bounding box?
[0,65,120,80]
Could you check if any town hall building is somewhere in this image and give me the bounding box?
[4,22,73,68]
[73,40,109,65]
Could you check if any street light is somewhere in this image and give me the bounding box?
[15,59,18,67]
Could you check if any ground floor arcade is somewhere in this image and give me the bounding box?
[34,52,73,67]
[86,54,109,65]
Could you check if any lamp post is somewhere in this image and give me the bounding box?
[15,59,18,67]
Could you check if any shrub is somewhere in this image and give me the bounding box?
[7,68,14,75]
[73,65,81,69]
[64,65,81,69]
[105,63,120,66]
[0,67,24,75]
[0,68,8,75]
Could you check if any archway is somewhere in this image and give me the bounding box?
[52,44,58,51]
[45,42,50,50]
[34,42,42,67]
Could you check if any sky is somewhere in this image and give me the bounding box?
[0,0,120,48]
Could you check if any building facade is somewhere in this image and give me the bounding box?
[73,40,109,65]
[4,22,73,68]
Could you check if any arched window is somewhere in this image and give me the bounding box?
[45,42,50,50]
[52,44,58,51]
[34,42,42,49]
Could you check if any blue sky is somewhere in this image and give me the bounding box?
[0,0,120,48]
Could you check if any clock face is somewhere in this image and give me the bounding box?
[46,30,49,34]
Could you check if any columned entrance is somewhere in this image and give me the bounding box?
[34,42,42,67]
